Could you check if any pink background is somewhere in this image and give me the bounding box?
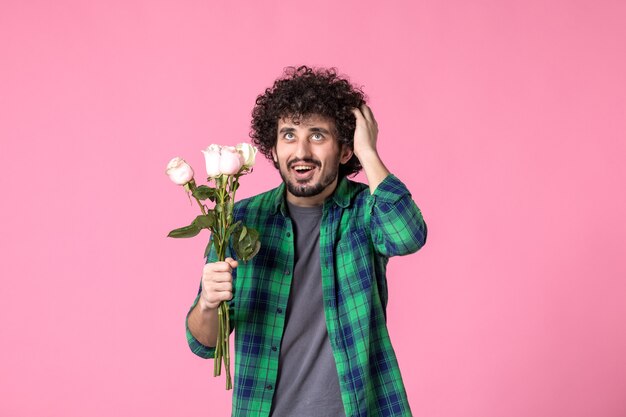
[1,1,625,416]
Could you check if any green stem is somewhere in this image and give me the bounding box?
[215,306,223,376]
[195,197,207,215]
[224,302,232,390]
[230,175,239,209]
[214,309,221,376]
[188,180,207,216]
[211,175,234,389]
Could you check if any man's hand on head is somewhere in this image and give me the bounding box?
[351,104,390,193]
[351,104,379,160]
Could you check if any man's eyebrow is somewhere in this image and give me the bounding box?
[308,127,331,134]
[278,126,332,134]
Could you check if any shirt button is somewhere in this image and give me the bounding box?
[271,346,277,352]
[266,384,273,390]
[276,308,283,314]
[284,270,290,275]
[286,232,291,238]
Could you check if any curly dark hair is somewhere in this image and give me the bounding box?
[250,65,366,178]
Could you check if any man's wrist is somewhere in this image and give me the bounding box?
[355,148,380,164]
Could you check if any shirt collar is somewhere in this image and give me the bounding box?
[271,176,351,216]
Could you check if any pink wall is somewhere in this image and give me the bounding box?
[1,1,625,416]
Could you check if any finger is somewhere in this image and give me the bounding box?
[351,107,365,121]
[219,291,234,301]
[210,281,232,292]
[207,271,233,283]
[225,257,238,269]
[205,290,233,307]
[204,261,234,273]
[209,287,233,298]
[360,104,377,126]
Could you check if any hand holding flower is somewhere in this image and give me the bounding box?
[166,142,260,390]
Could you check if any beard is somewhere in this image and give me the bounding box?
[279,157,340,198]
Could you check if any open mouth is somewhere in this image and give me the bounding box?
[290,163,318,180]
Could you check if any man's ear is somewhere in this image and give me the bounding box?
[340,144,353,164]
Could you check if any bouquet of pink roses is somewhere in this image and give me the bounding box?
[166,143,260,390]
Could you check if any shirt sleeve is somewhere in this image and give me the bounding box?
[367,174,427,257]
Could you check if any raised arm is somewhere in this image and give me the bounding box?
[352,104,427,256]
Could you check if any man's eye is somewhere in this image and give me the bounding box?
[311,133,324,141]
[284,133,295,140]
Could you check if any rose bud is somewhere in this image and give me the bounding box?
[202,144,222,178]
[219,146,244,175]
[165,157,194,185]
[236,143,258,169]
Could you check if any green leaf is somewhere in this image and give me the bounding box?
[229,222,244,244]
[247,240,261,260]
[192,185,216,201]
[247,227,259,242]
[193,212,215,230]
[225,220,242,242]
[233,240,244,260]
[233,227,260,261]
[167,223,201,238]
[239,225,247,242]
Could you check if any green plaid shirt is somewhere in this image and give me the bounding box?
[186,174,427,417]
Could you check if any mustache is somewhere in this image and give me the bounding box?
[288,158,321,169]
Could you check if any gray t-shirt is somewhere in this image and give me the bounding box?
[269,202,346,417]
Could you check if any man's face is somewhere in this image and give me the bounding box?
[272,114,352,206]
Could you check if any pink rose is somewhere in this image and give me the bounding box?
[165,157,194,185]
[219,146,244,175]
[202,144,222,177]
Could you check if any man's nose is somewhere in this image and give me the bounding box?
[294,139,312,159]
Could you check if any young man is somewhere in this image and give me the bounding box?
[186,66,427,417]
